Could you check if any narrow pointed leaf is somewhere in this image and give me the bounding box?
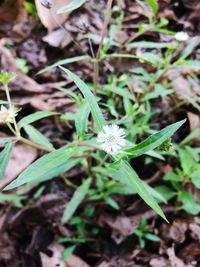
[37,55,91,75]
[60,67,106,131]
[125,119,186,158]
[119,160,168,222]
[147,0,158,15]
[62,178,91,223]
[4,146,84,190]
[0,143,13,179]
[18,111,59,129]
[24,125,54,150]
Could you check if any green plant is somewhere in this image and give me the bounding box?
[134,218,160,248]
[2,0,200,228]
[163,145,200,214]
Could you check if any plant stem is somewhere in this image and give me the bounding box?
[93,0,113,93]
[96,0,113,59]
[4,84,20,137]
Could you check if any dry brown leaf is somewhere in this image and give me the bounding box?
[167,247,195,267]
[0,0,34,40]
[0,44,47,93]
[150,257,170,267]
[0,145,37,190]
[35,0,71,31]
[99,214,139,244]
[187,112,200,131]
[40,243,91,267]
[43,28,71,48]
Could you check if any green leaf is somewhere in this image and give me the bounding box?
[179,191,200,215]
[0,193,23,207]
[24,125,54,150]
[176,60,200,70]
[138,52,162,66]
[191,171,200,189]
[4,146,83,190]
[127,41,172,49]
[37,55,91,75]
[119,160,168,222]
[62,178,91,223]
[57,0,87,14]
[0,143,13,179]
[103,85,134,100]
[60,67,106,131]
[75,101,90,139]
[125,119,186,158]
[62,245,76,261]
[145,233,160,242]
[178,37,199,61]
[147,0,158,15]
[18,111,59,129]
[178,147,196,175]
[108,53,162,66]
[24,158,80,189]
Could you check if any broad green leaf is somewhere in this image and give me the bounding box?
[0,143,13,179]
[191,171,200,189]
[178,147,195,175]
[119,160,168,221]
[4,146,84,190]
[37,55,91,75]
[62,178,91,223]
[127,41,172,49]
[24,125,54,150]
[75,102,90,139]
[125,119,186,158]
[147,0,158,15]
[57,0,87,14]
[18,111,59,129]
[179,191,200,215]
[60,67,106,131]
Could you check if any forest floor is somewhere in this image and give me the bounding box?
[0,0,200,266]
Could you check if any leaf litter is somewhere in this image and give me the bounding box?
[0,0,200,266]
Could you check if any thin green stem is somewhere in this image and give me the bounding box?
[4,84,20,137]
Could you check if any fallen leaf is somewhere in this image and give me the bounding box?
[40,243,91,267]
[35,0,71,31]
[0,145,37,190]
[187,112,200,131]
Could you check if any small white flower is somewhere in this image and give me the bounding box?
[0,105,18,124]
[97,124,126,154]
[175,32,189,42]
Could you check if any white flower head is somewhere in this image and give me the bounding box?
[0,105,18,124]
[175,31,189,42]
[97,124,126,154]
